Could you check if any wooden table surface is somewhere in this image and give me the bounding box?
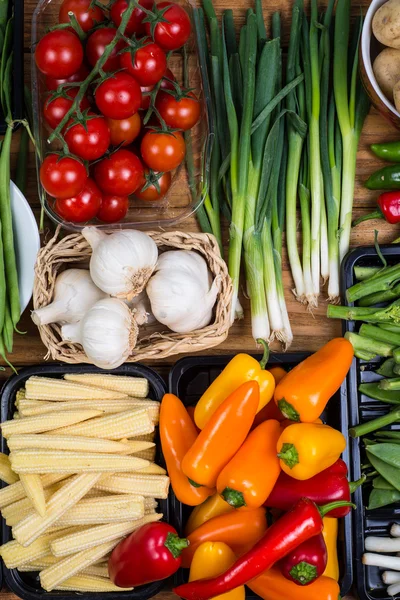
[2,0,398,597]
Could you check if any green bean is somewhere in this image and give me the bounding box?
[15,127,29,195]
[3,297,12,353]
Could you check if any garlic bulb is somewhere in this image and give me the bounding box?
[61,298,138,369]
[82,227,158,301]
[31,269,107,326]
[126,290,155,326]
[146,250,219,333]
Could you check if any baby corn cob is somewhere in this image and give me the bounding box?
[40,538,122,591]
[16,389,26,402]
[0,452,18,484]
[12,473,101,546]
[55,495,145,526]
[138,464,166,475]
[19,474,46,517]
[144,498,158,513]
[19,556,109,578]
[131,432,155,442]
[25,377,128,400]
[0,529,77,569]
[18,398,158,418]
[50,513,162,556]
[1,410,103,438]
[64,373,149,397]
[0,474,70,509]
[133,446,156,461]
[7,434,145,454]
[96,473,170,498]
[48,408,154,440]
[10,449,150,474]
[54,574,132,592]
[2,487,56,522]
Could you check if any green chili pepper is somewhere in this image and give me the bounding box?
[371,141,400,163]
[359,382,400,404]
[365,165,400,190]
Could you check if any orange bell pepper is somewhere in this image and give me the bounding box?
[182,381,260,488]
[216,419,281,509]
[322,517,339,581]
[181,507,267,568]
[160,393,214,506]
[277,423,346,480]
[185,494,234,535]
[194,343,274,430]
[247,566,340,600]
[274,338,354,422]
[189,542,245,600]
[268,366,287,384]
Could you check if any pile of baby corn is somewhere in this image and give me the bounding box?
[0,373,169,592]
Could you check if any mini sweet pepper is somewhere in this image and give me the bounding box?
[189,542,245,600]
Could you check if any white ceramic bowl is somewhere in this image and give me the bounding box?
[361,0,400,128]
[11,181,40,313]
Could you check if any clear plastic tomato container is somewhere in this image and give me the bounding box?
[31,0,212,231]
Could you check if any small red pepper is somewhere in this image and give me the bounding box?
[280,533,328,586]
[173,498,354,600]
[352,191,400,226]
[108,522,188,588]
[265,459,364,518]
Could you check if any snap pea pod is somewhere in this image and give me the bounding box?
[359,382,400,404]
[366,449,400,492]
[375,431,400,438]
[368,487,400,509]
[368,443,400,470]
[373,475,396,490]
[376,358,397,378]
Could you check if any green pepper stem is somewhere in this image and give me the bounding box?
[289,562,318,586]
[277,443,299,468]
[221,487,246,508]
[164,532,189,559]
[349,474,366,493]
[188,478,202,488]
[352,210,383,227]
[318,500,356,518]
[257,338,270,370]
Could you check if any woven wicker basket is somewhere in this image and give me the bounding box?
[33,227,233,363]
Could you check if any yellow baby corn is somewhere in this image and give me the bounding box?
[19,474,47,517]
[64,373,148,397]
[0,474,70,509]
[137,464,167,475]
[0,453,18,484]
[7,434,140,454]
[18,555,108,574]
[25,376,128,401]
[16,389,26,402]
[1,410,103,438]
[0,529,76,569]
[49,408,154,440]
[96,474,170,499]
[40,538,121,591]
[54,574,132,592]
[133,446,156,462]
[51,513,162,556]
[56,495,145,526]
[144,498,158,513]
[18,398,157,417]
[130,432,155,442]
[10,450,150,474]
[12,473,101,547]
[2,487,55,522]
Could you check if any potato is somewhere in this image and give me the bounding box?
[373,47,400,99]
[373,0,400,48]
[393,78,400,111]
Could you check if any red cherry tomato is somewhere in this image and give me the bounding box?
[110,0,154,36]
[45,63,90,91]
[86,27,124,72]
[140,84,154,110]
[97,194,129,222]
[40,154,87,199]
[59,0,105,33]
[54,178,102,222]
[119,40,166,86]
[35,30,83,78]
[160,67,175,90]
[43,88,90,130]
[135,168,171,201]
[141,130,185,172]
[94,149,144,195]
[155,90,200,131]
[107,113,141,147]
[95,72,142,119]
[64,113,111,160]
[145,3,191,51]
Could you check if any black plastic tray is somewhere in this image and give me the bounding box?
[0,363,168,600]
[0,0,24,134]
[342,244,400,600]
[169,354,353,598]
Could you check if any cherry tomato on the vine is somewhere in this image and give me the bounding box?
[97,194,129,222]
[43,88,90,130]
[35,30,83,78]
[155,90,200,131]
[135,167,171,201]
[145,3,191,51]
[95,72,142,120]
[59,0,105,33]
[140,130,185,172]
[110,0,154,36]
[46,63,90,91]
[140,84,154,110]
[94,149,144,196]
[40,154,87,199]
[64,113,111,160]
[160,67,176,90]
[86,27,125,72]
[54,178,102,222]
[119,41,166,86]
[107,113,141,147]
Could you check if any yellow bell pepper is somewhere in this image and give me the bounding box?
[189,542,245,600]
[185,493,234,535]
[322,517,339,581]
[194,342,275,430]
[277,423,346,480]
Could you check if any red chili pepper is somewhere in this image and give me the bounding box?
[265,459,363,518]
[108,522,188,588]
[280,533,327,586]
[173,498,354,600]
[352,191,400,226]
